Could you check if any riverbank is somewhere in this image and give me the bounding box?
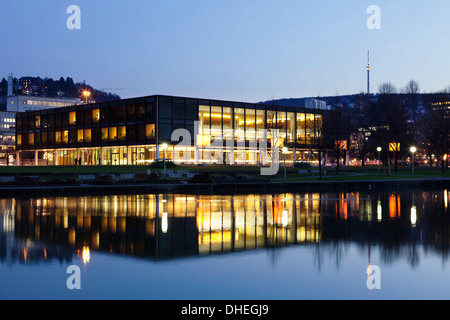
[0,174,448,197]
[0,165,448,197]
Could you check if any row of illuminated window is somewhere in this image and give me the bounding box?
[19,110,101,130]
[0,135,15,142]
[17,102,155,131]
[198,105,323,144]
[25,100,74,107]
[17,124,155,146]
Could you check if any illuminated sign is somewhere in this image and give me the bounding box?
[389,142,400,152]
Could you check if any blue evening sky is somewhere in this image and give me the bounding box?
[1,0,449,102]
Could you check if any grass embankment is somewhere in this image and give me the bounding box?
[271,166,450,183]
[0,164,448,184]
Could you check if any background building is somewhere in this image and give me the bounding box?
[7,95,81,112]
[0,111,16,165]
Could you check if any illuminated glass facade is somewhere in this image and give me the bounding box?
[15,95,332,166]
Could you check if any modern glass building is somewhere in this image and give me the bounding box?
[15,95,339,166]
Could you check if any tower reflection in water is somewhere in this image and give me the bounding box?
[0,189,449,264]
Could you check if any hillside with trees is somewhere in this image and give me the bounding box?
[0,76,120,103]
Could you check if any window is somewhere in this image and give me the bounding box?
[145,103,155,121]
[100,107,108,123]
[48,131,55,145]
[28,133,34,146]
[28,116,34,130]
[35,132,41,146]
[127,104,135,122]
[118,105,126,122]
[35,115,41,128]
[109,105,117,124]
[92,109,100,123]
[69,130,76,144]
[267,110,276,130]
[305,113,316,144]
[159,124,172,140]
[245,108,256,142]
[118,126,126,141]
[16,117,22,131]
[277,110,287,145]
[234,108,245,141]
[55,111,62,128]
[223,107,232,140]
[146,124,155,139]
[17,134,21,146]
[187,104,197,120]
[199,105,210,140]
[287,111,295,143]
[174,103,185,119]
[69,111,76,125]
[126,125,135,142]
[210,106,222,141]
[84,129,92,143]
[63,130,69,144]
[136,104,145,120]
[76,110,84,126]
[92,128,100,144]
[137,125,145,141]
[77,129,84,143]
[296,112,306,144]
[84,109,92,125]
[102,128,108,142]
[62,111,68,127]
[55,131,62,144]
[109,127,117,141]
[159,101,172,118]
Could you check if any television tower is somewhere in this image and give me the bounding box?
[366,51,371,95]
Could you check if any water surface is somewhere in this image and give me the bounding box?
[0,189,449,300]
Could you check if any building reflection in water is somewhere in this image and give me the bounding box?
[0,189,449,266]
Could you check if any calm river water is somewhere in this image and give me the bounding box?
[0,188,449,300]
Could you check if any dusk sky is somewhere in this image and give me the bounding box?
[2,0,450,102]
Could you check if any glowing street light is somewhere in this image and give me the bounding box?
[83,90,91,104]
[410,146,417,177]
[377,147,382,172]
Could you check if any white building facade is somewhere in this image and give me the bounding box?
[7,95,81,112]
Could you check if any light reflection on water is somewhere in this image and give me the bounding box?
[0,188,449,299]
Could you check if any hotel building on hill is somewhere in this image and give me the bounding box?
[15,95,347,166]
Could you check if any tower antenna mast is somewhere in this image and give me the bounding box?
[366,51,371,95]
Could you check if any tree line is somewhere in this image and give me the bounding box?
[340,80,449,174]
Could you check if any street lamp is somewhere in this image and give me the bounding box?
[83,90,91,104]
[410,146,417,177]
[282,146,288,181]
[162,143,168,179]
[377,147,382,172]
